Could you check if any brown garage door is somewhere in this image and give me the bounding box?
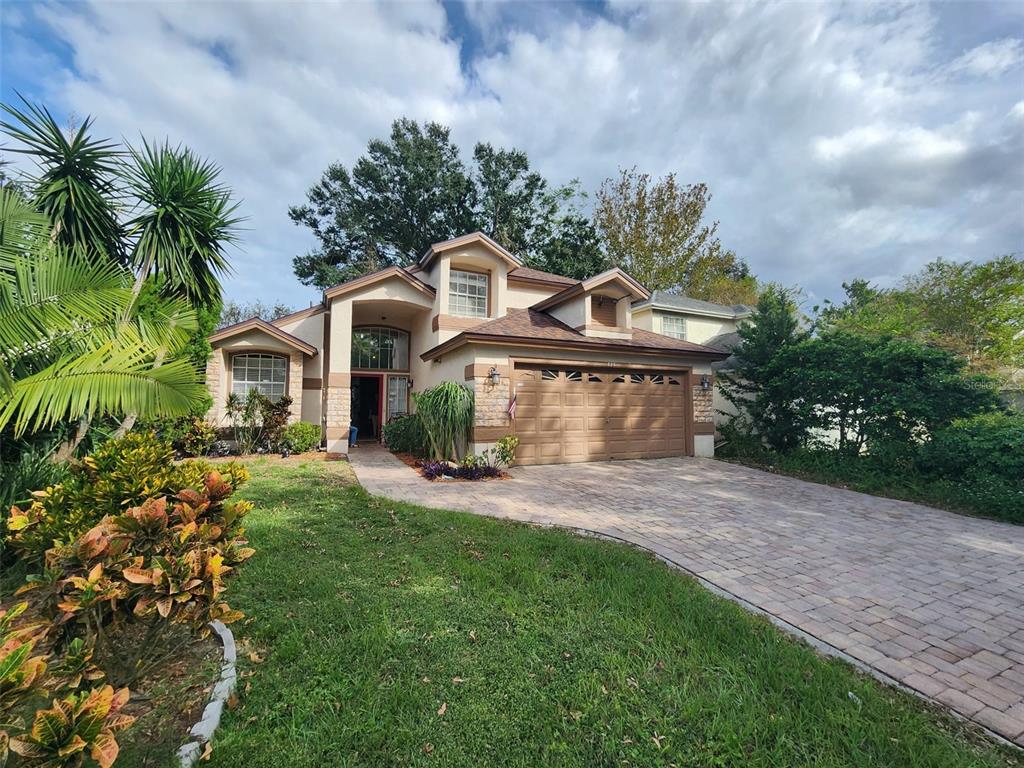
[512,364,692,465]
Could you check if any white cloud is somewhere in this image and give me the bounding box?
[2,1,1021,308]
[948,38,1024,78]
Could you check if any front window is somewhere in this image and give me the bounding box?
[232,353,287,401]
[661,314,686,340]
[449,269,488,317]
[352,327,409,370]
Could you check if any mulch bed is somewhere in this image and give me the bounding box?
[392,451,512,482]
[116,628,223,767]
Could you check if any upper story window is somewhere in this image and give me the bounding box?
[661,314,686,340]
[352,327,409,370]
[449,269,488,317]
[232,353,287,401]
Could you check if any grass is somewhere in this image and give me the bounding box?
[207,459,1022,768]
[717,448,1023,526]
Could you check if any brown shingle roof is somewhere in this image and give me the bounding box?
[421,309,730,361]
[507,266,577,286]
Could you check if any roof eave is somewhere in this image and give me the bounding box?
[208,318,318,356]
[421,332,731,363]
[635,301,753,320]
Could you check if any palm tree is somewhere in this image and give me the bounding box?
[1,98,242,451]
[0,187,205,442]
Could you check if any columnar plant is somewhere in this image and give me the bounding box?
[411,382,474,461]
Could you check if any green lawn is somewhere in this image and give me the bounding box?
[207,459,1020,768]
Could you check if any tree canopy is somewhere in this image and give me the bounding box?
[593,168,758,304]
[291,119,610,288]
[814,255,1024,379]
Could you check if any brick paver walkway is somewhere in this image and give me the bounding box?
[348,446,1024,745]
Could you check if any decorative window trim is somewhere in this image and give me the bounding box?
[231,353,287,401]
[661,314,686,340]
[351,327,410,371]
[449,269,489,318]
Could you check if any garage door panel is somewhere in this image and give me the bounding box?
[513,364,691,465]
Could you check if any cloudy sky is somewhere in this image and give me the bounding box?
[2,1,1022,310]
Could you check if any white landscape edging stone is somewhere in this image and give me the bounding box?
[177,620,237,767]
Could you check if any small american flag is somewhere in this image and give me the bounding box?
[508,393,517,420]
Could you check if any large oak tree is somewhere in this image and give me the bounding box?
[290,119,604,287]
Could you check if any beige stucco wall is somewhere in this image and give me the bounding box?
[505,282,560,310]
[548,295,587,329]
[633,307,741,346]
[276,311,325,378]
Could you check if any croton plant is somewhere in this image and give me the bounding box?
[2,434,254,768]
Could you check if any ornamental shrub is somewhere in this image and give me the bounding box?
[3,432,247,563]
[283,421,321,453]
[920,413,1024,484]
[382,413,427,456]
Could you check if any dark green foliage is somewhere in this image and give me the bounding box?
[0,98,124,261]
[290,118,603,288]
[813,256,1024,378]
[529,213,608,280]
[719,285,811,452]
[780,331,1001,454]
[261,395,292,452]
[381,413,426,456]
[125,139,241,308]
[920,413,1024,485]
[282,421,320,453]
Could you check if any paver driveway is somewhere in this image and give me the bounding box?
[349,447,1024,745]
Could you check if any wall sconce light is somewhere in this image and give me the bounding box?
[701,374,710,390]
[488,366,501,386]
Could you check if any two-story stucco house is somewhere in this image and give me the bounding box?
[205,232,748,465]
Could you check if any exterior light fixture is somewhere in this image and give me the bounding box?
[488,366,501,385]
[701,374,710,390]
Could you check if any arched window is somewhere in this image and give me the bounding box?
[232,353,287,401]
[352,327,409,370]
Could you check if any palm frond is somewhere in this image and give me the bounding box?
[0,340,206,436]
[0,185,50,265]
[0,96,124,259]
[125,138,243,307]
[0,248,131,354]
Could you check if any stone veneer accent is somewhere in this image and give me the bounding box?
[692,385,713,422]
[287,353,303,423]
[325,385,351,451]
[473,375,511,428]
[204,352,223,424]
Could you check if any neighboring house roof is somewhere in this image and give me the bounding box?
[421,308,730,362]
[703,331,743,371]
[531,267,651,312]
[418,231,523,270]
[208,317,319,356]
[322,265,436,300]
[507,266,577,286]
[633,290,753,319]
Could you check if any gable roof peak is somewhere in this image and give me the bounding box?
[418,231,523,268]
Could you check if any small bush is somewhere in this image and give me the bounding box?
[920,412,1024,484]
[416,458,500,481]
[4,432,247,563]
[283,422,321,453]
[382,414,427,456]
[140,416,217,457]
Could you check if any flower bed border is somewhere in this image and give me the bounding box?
[176,620,237,767]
